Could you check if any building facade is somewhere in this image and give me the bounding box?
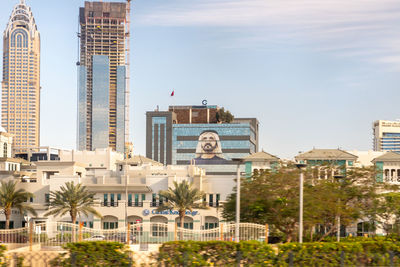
[372,151,400,184]
[146,105,259,175]
[77,1,130,154]
[0,150,228,231]
[373,120,400,153]
[2,0,40,152]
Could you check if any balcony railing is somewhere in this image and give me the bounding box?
[128,202,143,207]
[209,202,220,207]
[150,202,161,207]
[101,201,119,207]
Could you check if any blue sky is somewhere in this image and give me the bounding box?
[0,0,399,159]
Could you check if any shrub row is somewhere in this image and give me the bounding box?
[157,241,275,266]
[157,240,400,266]
[50,241,133,267]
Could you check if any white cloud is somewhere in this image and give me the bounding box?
[136,0,400,67]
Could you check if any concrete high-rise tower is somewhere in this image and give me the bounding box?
[2,0,40,152]
[78,1,130,154]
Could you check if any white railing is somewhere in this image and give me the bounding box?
[0,222,268,247]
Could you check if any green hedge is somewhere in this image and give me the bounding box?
[157,241,275,266]
[278,241,400,266]
[158,240,400,266]
[0,245,6,266]
[50,241,132,267]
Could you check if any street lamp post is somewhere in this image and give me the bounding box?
[232,158,244,243]
[334,174,345,242]
[296,163,307,243]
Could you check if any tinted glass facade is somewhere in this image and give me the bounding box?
[92,55,109,150]
[78,2,128,152]
[116,66,126,153]
[146,109,258,174]
[381,133,400,152]
[173,124,256,166]
[146,112,173,165]
[78,66,87,150]
[152,117,167,163]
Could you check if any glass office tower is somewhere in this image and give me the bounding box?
[78,1,129,154]
[2,0,40,152]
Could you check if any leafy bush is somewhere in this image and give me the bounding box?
[158,240,400,266]
[157,240,275,266]
[50,241,132,267]
[277,241,400,266]
[0,245,7,266]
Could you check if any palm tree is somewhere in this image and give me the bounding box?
[0,180,37,229]
[45,182,102,233]
[157,180,206,237]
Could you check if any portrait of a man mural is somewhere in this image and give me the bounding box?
[193,130,228,165]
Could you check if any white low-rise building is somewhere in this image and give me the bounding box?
[0,149,232,231]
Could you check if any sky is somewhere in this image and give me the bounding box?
[0,0,399,159]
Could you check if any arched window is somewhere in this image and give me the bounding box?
[17,34,22,48]
[3,143,7,158]
[10,29,28,48]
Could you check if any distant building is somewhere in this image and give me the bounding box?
[146,105,259,175]
[2,0,40,152]
[146,111,174,165]
[0,127,13,158]
[77,1,130,154]
[346,150,385,168]
[373,120,400,153]
[243,151,279,177]
[372,151,400,184]
[14,146,61,162]
[295,148,357,179]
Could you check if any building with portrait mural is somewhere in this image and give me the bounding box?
[146,105,259,175]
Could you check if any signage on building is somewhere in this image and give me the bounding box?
[142,209,199,216]
[142,209,150,216]
[382,122,400,128]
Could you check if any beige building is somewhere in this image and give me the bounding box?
[2,0,40,152]
[373,120,400,153]
[0,149,227,231]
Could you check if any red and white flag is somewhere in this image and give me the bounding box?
[170,90,175,97]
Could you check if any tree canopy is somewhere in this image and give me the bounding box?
[222,164,392,242]
[0,180,37,229]
[157,180,206,230]
[45,182,102,225]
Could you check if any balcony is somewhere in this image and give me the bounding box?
[128,201,143,207]
[208,202,220,208]
[101,201,119,207]
[150,202,161,207]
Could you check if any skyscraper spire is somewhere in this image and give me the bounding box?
[20,0,26,5]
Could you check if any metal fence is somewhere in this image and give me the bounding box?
[0,222,267,248]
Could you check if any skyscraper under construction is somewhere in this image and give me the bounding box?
[78,1,130,154]
[2,0,40,152]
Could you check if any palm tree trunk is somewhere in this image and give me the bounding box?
[5,209,11,230]
[71,215,76,242]
[179,211,185,240]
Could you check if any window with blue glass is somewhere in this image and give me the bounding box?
[92,55,110,150]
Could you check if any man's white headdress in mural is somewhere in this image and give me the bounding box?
[194,130,227,164]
